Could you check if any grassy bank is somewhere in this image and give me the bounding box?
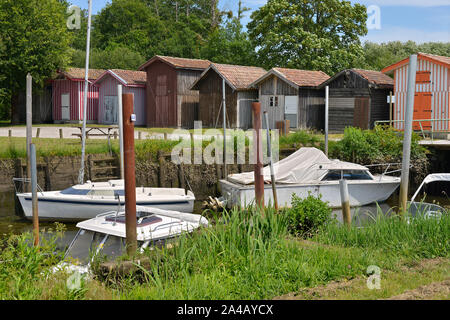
[1,204,448,300]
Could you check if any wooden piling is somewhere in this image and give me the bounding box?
[59,128,63,139]
[339,179,351,229]
[122,93,137,255]
[36,128,40,138]
[30,144,39,246]
[252,102,264,210]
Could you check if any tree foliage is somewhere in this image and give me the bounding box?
[247,0,368,75]
[0,0,72,121]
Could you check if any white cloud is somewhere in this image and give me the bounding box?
[362,26,450,43]
[354,0,450,7]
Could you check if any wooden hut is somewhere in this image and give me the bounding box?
[51,68,104,124]
[93,69,147,126]
[191,63,267,129]
[138,55,210,128]
[249,68,330,129]
[382,52,450,133]
[318,69,394,133]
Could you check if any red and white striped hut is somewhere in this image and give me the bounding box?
[382,52,450,132]
[52,68,104,123]
[93,69,147,126]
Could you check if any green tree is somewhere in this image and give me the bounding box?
[247,0,367,75]
[356,41,450,71]
[201,1,257,66]
[71,45,146,70]
[0,0,72,122]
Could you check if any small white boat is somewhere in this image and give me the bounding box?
[220,148,401,208]
[57,206,208,274]
[15,179,195,221]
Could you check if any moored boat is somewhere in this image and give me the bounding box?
[220,148,401,208]
[15,179,195,221]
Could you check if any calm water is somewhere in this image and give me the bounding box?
[1,190,449,250]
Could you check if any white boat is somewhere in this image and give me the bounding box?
[57,206,208,274]
[220,148,401,208]
[15,179,195,221]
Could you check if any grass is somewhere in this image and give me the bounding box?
[0,206,448,299]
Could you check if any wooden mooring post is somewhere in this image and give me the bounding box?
[252,102,264,210]
[122,93,137,254]
[30,144,39,246]
[339,179,351,229]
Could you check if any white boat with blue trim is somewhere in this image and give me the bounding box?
[16,179,195,221]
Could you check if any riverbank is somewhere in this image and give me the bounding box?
[0,207,448,300]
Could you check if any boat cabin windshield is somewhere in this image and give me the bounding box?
[322,170,372,181]
[65,229,128,265]
[60,187,125,197]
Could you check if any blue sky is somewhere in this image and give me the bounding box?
[70,0,450,43]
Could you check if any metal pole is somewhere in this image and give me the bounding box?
[78,0,93,185]
[389,91,393,127]
[339,179,351,229]
[252,102,264,210]
[399,54,417,214]
[222,78,227,179]
[123,93,137,254]
[325,85,329,157]
[26,74,32,189]
[117,84,124,179]
[30,144,39,246]
[264,111,278,211]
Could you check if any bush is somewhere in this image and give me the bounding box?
[285,193,333,238]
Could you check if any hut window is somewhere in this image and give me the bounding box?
[269,96,279,107]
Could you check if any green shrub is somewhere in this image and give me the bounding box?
[285,193,333,238]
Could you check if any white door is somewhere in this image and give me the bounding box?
[285,96,298,128]
[61,93,70,120]
[104,96,118,124]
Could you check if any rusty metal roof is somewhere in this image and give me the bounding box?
[139,55,211,71]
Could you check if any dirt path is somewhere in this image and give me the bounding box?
[386,280,450,300]
[274,258,450,300]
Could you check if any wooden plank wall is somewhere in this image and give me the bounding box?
[177,69,203,128]
[298,88,325,130]
[198,71,238,128]
[237,91,258,129]
[369,88,390,129]
[145,61,177,127]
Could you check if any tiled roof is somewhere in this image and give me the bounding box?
[351,69,394,86]
[109,69,147,85]
[139,55,211,71]
[382,52,450,73]
[272,67,330,87]
[59,68,105,80]
[210,63,267,90]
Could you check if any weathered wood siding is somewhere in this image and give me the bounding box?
[328,96,355,133]
[197,70,238,128]
[237,91,258,130]
[369,89,390,129]
[298,88,325,130]
[97,75,146,126]
[176,69,203,128]
[145,60,178,127]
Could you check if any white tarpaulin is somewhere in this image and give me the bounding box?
[227,147,369,185]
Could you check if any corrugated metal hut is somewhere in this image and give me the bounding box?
[51,68,104,123]
[191,63,267,129]
[382,52,450,132]
[249,68,330,129]
[93,69,147,126]
[138,55,210,128]
[318,69,394,133]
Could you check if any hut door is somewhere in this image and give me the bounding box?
[353,97,369,129]
[156,75,169,127]
[61,93,70,120]
[104,96,118,124]
[285,96,298,128]
[413,92,432,131]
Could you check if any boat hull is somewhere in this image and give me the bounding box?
[17,195,195,222]
[220,178,400,209]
